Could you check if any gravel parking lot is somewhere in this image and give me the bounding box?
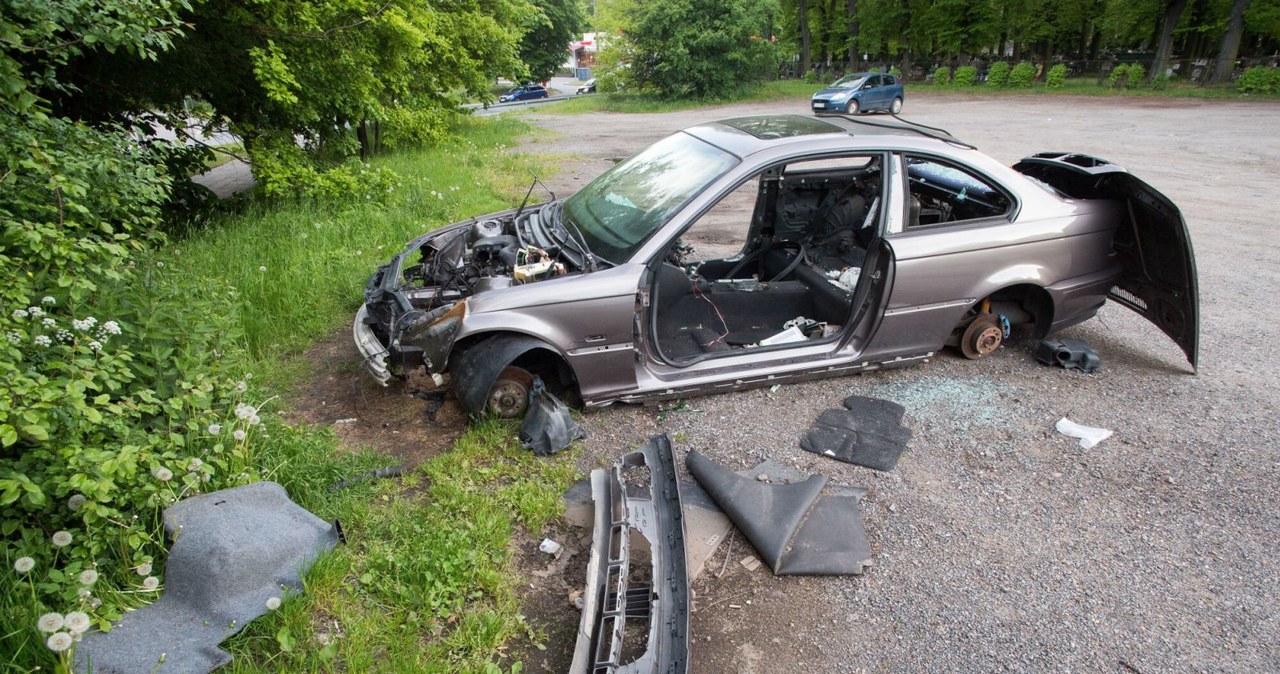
[513,94,1280,673]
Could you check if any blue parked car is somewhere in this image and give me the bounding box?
[810,72,904,114]
[499,83,549,103]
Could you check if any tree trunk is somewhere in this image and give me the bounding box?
[1149,0,1189,82]
[846,0,858,69]
[799,0,812,75]
[1210,0,1252,84]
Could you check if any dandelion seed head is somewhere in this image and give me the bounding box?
[135,562,152,576]
[207,423,221,435]
[249,415,261,426]
[38,613,64,633]
[68,494,86,511]
[265,596,281,611]
[13,556,34,573]
[142,576,159,591]
[64,612,90,635]
[51,531,72,547]
[79,569,99,585]
[233,429,246,441]
[189,458,203,469]
[153,467,173,481]
[46,632,73,652]
[156,261,165,268]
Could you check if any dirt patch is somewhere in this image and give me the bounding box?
[284,319,468,467]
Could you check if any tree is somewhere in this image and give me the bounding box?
[519,0,587,83]
[1149,0,1190,81]
[48,0,534,195]
[1210,0,1252,83]
[599,0,782,99]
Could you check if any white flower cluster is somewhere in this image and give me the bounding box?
[28,306,45,319]
[12,309,28,320]
[41,296,55,305]
[7,331,23,343]
[88,341,102,352]
[33,335,52,347]
[72,316,98,332]
[99,320,121,336]
[41,317,56,328]
[55,329,73,343]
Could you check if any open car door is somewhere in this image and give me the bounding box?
[1013,153,1199,370]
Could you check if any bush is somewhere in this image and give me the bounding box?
[1046,64,1067,89]
[932,66,951,85]
[953,65,977,87]
[986,61,1010,87]
[1110,63,1145,88]
[888,66,903,80]
[804,70,822,84]
[1008,62,1036,88]
[1238,66,1280,94]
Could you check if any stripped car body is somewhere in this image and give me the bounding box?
[356,114,1198,417]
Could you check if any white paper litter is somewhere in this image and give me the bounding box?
[1055,417,1113,449]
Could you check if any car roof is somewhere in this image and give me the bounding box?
[683,114,969,159]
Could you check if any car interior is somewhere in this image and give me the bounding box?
[650,155,884,363]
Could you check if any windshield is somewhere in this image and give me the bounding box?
[562,132,737,263]
[831,74,868,88]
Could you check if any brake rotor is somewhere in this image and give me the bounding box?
[487,366,534,418]
[960,314,1003,359]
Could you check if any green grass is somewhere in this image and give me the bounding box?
[174,116,543,359]
[552,76,1275,115]
[150,116,581,673]
[220,420,578,673]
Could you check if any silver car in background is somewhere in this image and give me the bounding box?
[355,114,1198,417]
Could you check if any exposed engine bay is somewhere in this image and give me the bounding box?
[398,207,579,309]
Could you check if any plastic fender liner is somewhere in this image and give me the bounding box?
[397,301,465,374]
[569,434,689,674]
[450,334,550,417]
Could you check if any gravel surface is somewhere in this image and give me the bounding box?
[513,93,1280,673]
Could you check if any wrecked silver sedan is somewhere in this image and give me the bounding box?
[356,114,1198,417]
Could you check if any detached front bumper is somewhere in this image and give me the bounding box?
[353,304,392,386]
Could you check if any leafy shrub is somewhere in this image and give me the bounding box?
[804,70,822,84]
[888,66,903,79]
[932,66,951,85]
[1237,66,1280,94]
[953,65,978,87]
[1110,63,1145,88]
[382,106,453,151]
[1046,64,1067,89]
[986,61,1010,87]
[252,137,402,201]
[1008,62,1036,88]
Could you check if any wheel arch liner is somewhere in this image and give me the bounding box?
[569,434,690,674]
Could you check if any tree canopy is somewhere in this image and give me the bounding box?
[597,0,783,99]
[520,0,587,83]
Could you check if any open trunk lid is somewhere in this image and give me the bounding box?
[1013,153,1199,370]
